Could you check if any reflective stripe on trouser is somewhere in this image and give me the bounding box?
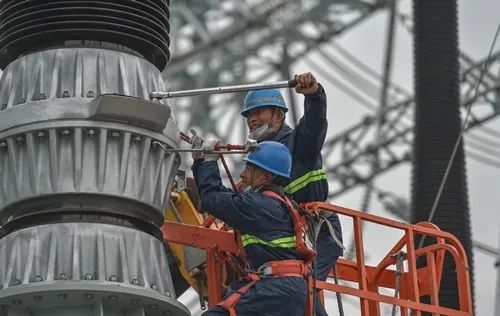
[241,234,296,249]
[284,169,327,194]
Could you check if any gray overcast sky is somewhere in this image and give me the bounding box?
[179,0,500,315]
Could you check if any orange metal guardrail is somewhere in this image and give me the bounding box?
[162,201,473,315]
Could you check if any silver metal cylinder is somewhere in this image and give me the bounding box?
[0,47,189,315]
[0,223,189,315]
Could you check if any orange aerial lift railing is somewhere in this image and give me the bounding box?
[162,200,473,316]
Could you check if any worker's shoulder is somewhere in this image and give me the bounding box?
[237,191,287,211]
[271,124,294,144]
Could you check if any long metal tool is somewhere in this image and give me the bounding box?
[156,148,250,154]
[152,141,257,154]
[150,79,297,100]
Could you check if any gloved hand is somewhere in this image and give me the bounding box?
[244,140,258,152]
[202,139,221,162]
[190,128,206,160]
[189,128,222,161]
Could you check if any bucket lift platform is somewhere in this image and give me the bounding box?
[162,196,473,316]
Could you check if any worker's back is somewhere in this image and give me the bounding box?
[270,124,329,204]
[235,188,306,268]
[193,156,308,316]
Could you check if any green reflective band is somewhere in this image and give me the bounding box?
[241,234,296,249]
[284,169,327,194]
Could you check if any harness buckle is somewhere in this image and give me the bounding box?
[244,264,272,279]
[256,263,273,277]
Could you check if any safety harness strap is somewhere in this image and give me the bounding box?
[220,191,315,316]
[216,279,258,316]
[262,190,317,262]
[316,215,346,251]
[216,260,310,316]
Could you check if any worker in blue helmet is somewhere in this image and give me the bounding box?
[190,139,309,316]
[241,72,344,316]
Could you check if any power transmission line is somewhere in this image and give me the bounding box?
[466,138,500,158]
[467,131,500,149]
[475,124,500,139]
[323,46,500,170]
[329,41,411,96]
[316,47,382,100]
[466,150,500,170]
[304,56,378,111]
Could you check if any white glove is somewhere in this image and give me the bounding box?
[203,139,221,162]
[190,128,206,160]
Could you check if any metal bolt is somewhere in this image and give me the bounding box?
[151,284,158,291]
[12,300,21,306]
[131,299,140,305]
[59,273,68,280]
[84,294,93,300]
[87,129,95,138]
[57,293,67,300]
[16,135,25,144]
[111,131,120,139]
[165,291,171,297]
[149,304,159,310]
[87,91,95,98]
[108,295,117,301]
[38,93,46,100]
[35,275,43,282]
[1,104,6,110]
[62,91,70,98]
[0,142,7,150]
[84,273,93,280]
[61,129,71,137]
[131,278,139,285]
[33,296,43,302]
[37,131,46,138]
[134,136,142,144]
[109,275,118,282]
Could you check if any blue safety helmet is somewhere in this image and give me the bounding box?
[241,89,288,117]
[243,141,291,179]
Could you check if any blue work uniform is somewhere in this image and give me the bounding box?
[193,160,307,316]
[269,85,343,315]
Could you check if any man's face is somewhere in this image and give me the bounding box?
[239,164,269,191]
[246,106,284,133]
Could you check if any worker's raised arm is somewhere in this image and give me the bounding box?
[293,72,328,161]
[192,160,280,232]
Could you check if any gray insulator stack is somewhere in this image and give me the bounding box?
[0,1,189,315]
[411,0,474,312]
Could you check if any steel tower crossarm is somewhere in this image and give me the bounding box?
[164,0,387,138]
[168,0,386,76]
[325,52,500,197]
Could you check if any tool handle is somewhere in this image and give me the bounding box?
[217,144,246,151]
[150,79,297,100]
[287,78,317,88]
